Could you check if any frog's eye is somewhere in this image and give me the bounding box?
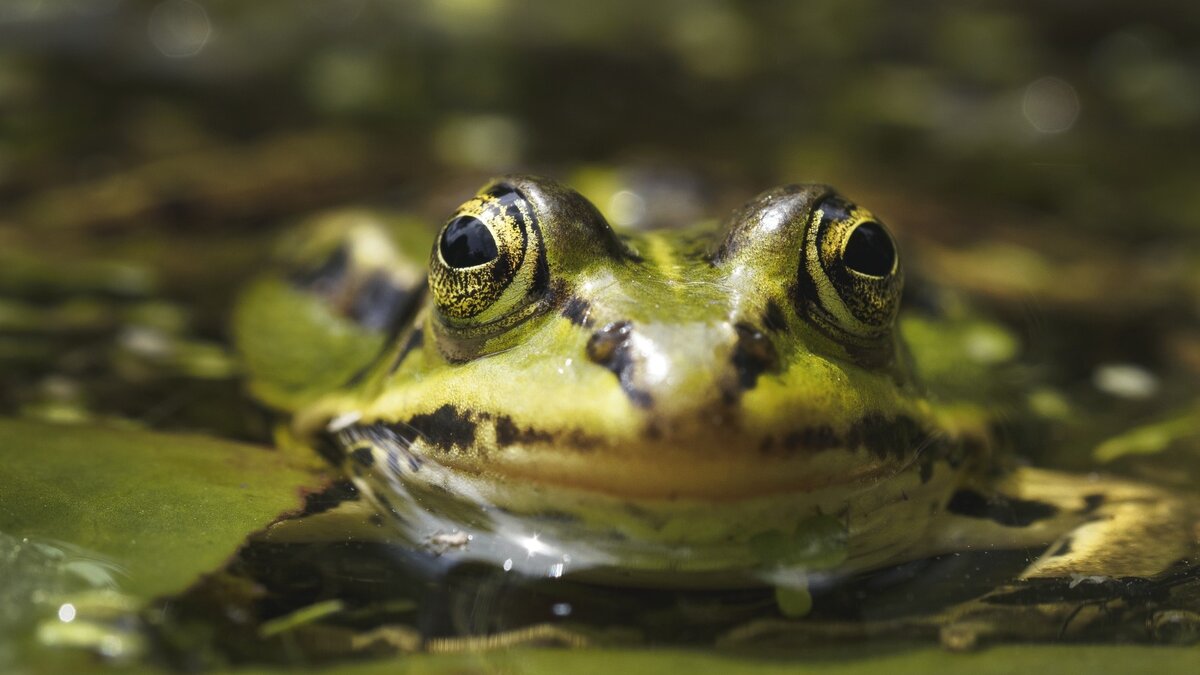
[429,184,547,326]
[842,222,896,277]
[799,195,903,344]
[439,216,499,268]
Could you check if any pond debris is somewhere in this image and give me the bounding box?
[258,599,345,639]
[427,530,472,556]
[1093,403,1200,463]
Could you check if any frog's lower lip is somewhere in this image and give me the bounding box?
[340,429,906,502]
[434,446,904,501]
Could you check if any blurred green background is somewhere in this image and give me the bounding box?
[0,0,1197,453]
[3,0,1199,233]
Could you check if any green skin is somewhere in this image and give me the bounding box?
[235,176,1197,587]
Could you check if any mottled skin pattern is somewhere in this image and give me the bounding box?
[237,175,1198,588]
[321,176,943,502]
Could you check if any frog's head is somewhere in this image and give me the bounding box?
[352,175,937,501]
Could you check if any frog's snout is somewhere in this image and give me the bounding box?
[584,319,777,416]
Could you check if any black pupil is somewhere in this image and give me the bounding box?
[843,222,895,276]
[440,216,499,268]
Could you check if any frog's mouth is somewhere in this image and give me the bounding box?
[332,420,959,586]
[334,414,951,502]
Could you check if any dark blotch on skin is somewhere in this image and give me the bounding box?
[289,245,350,294]
[760,416,949,466]
[923,436,958,474]
[781,425,839,452]
[1081,493,1105,514]
[386,326,426,375]
[763,300,787,333]
[946,489,1059,527]
[791,273,820,324]
[849,413,929,461]
[299,480,358,517]
[732,323,778,390]
[353,277,427,381]
[531,248,551,296]
[350,446,375,468]
[313,433,346,467]
[561,296,593,327]
[351,273,413,331]
[290,244,418,335]
[586,321,652,408]
[405,404,478,451]
[494,415,556,446]
[492,413,601,452]
[345,424,423,474]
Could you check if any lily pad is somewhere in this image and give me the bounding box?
[0,418,330,602]
[228,644,1200,674]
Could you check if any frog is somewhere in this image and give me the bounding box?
[233,175,1199,646]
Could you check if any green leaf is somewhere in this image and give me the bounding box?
[0,418,329,602]
[227,645,1200,675]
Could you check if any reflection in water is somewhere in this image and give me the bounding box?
[147,512,1200,665]
[0,533,143,667]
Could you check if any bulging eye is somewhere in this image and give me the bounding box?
[439,216,499,268]
[429,184,546,327]
[796,194,903,347]
[842,221,896,277]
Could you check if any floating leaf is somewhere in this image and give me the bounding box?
[233,644,1200,674]
[0,418,330,602]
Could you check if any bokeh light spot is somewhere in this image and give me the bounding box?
[57,603,76,623]
[148,0,212,59]
[1022,76,1080,133]
[608,190,647,228]
[433,115,524,171]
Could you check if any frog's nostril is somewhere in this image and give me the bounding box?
[586,321,630,364]
[586,321,653,408]
[731,323,778,390]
